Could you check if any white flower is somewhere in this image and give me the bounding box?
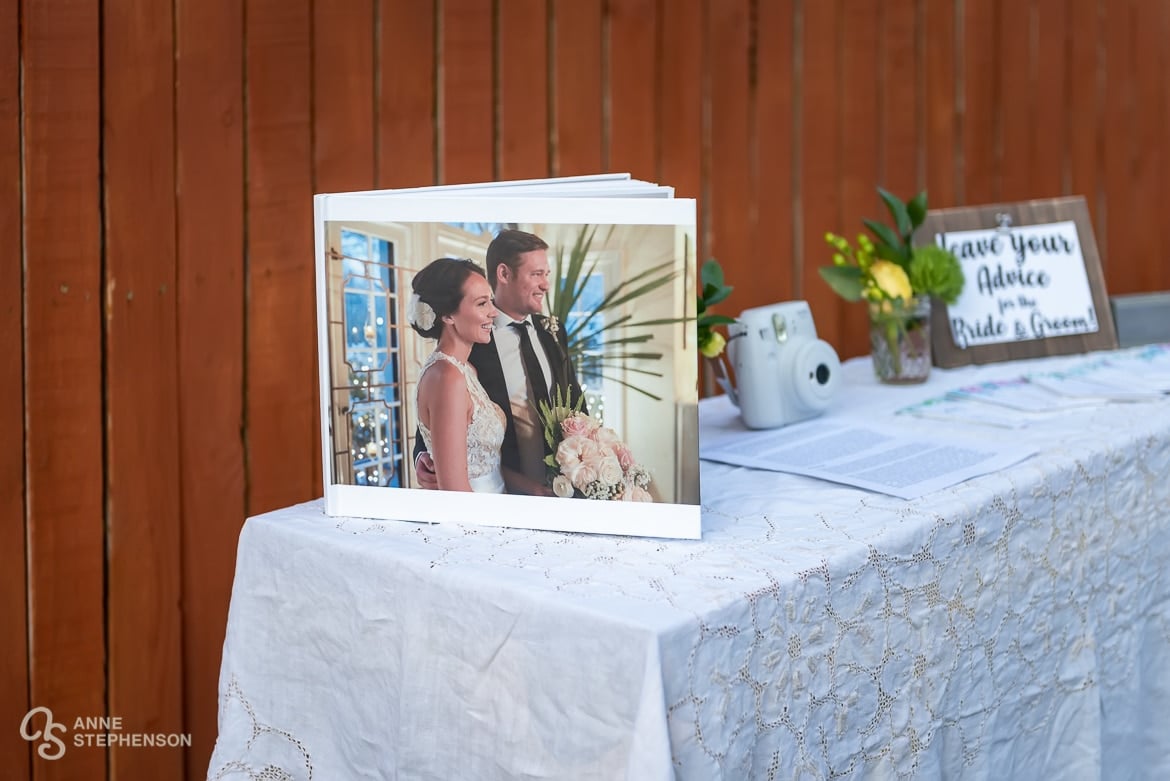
[556,434,594,470]
[552,475,574,498]
[565,460,599,491]
[628,464,652,489]
[542,315,560,337]
[408,294,435,331]
[597,455,623,487]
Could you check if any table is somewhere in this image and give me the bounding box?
[208,349,1170,780]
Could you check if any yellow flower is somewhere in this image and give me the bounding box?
[699,330,727,358]
[869,260,912,301]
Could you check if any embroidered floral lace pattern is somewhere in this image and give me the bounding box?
[208,676,313,781]
[417,350,506,485]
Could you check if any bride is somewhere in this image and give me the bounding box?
[409,258,507,493]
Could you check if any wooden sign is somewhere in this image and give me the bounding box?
[918,196,1118,368]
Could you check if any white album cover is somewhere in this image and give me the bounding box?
[314,177,701,539]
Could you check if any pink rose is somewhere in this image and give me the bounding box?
[560,412,594,438]
[613,443,635,470]
[618,477,652,501]
[592,426,620,448]
[629,485,652,502]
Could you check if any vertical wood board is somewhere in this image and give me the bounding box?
[550,0,603,176]
[245,0,319,515]
[439,0,494,183]
[175,0,248,774]
[377,0,437,188]
[498,0,550,180]
[21,0,107,775]
[0,0,29,772]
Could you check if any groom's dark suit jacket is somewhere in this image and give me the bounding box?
[413,314,587,479]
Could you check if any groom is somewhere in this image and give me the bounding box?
[414,229,587,494]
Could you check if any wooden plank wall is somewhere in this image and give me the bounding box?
[0,1,27,778]
[2,1,1168,778]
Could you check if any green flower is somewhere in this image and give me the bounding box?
[908,244,964,305]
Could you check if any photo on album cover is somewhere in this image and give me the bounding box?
[314,192,701,538]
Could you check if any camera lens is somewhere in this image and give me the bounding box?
[788,339,841,415]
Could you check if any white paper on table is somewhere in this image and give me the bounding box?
[1099,353,1170,392]
[945,377,1102,411]
[699,417,1036,500]
[896,397,1041,428]
[1026,368,1167,401]
[1089,364,1170,392]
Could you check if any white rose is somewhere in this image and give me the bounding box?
[555,434,591,469]
[597,455,623,487]
[565,460,598,490]
[552,475,574,498]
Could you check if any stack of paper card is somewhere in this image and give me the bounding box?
[1025,347,1170,400]
[899,345,1170,428]
[896,396,1048,428]
[945,378,1103,412]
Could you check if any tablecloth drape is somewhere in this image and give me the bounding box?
[209,350,1170,780]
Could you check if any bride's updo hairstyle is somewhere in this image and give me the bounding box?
[409,257,487,340]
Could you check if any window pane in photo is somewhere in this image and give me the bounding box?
[330,225,409,486]
[341,229,369,260]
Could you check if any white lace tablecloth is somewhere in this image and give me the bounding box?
[209,350,1170,780]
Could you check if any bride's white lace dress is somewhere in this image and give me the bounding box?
[417,351,507,493]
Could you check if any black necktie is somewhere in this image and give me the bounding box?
[509,321,551,409]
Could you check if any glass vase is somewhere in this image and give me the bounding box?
[869,297,932,384]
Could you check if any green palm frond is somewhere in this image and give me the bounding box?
[583,371,666,399]
[579,363,666,378]
[546,225,689,400]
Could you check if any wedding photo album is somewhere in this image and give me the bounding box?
[314,178,701,538]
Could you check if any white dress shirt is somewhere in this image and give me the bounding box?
[493,312,555,483]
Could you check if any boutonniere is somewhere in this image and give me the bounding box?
[541,315,560,338]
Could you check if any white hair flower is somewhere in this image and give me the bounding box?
[407,294,436,331]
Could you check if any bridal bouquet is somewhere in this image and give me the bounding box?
[538,390,652,501]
